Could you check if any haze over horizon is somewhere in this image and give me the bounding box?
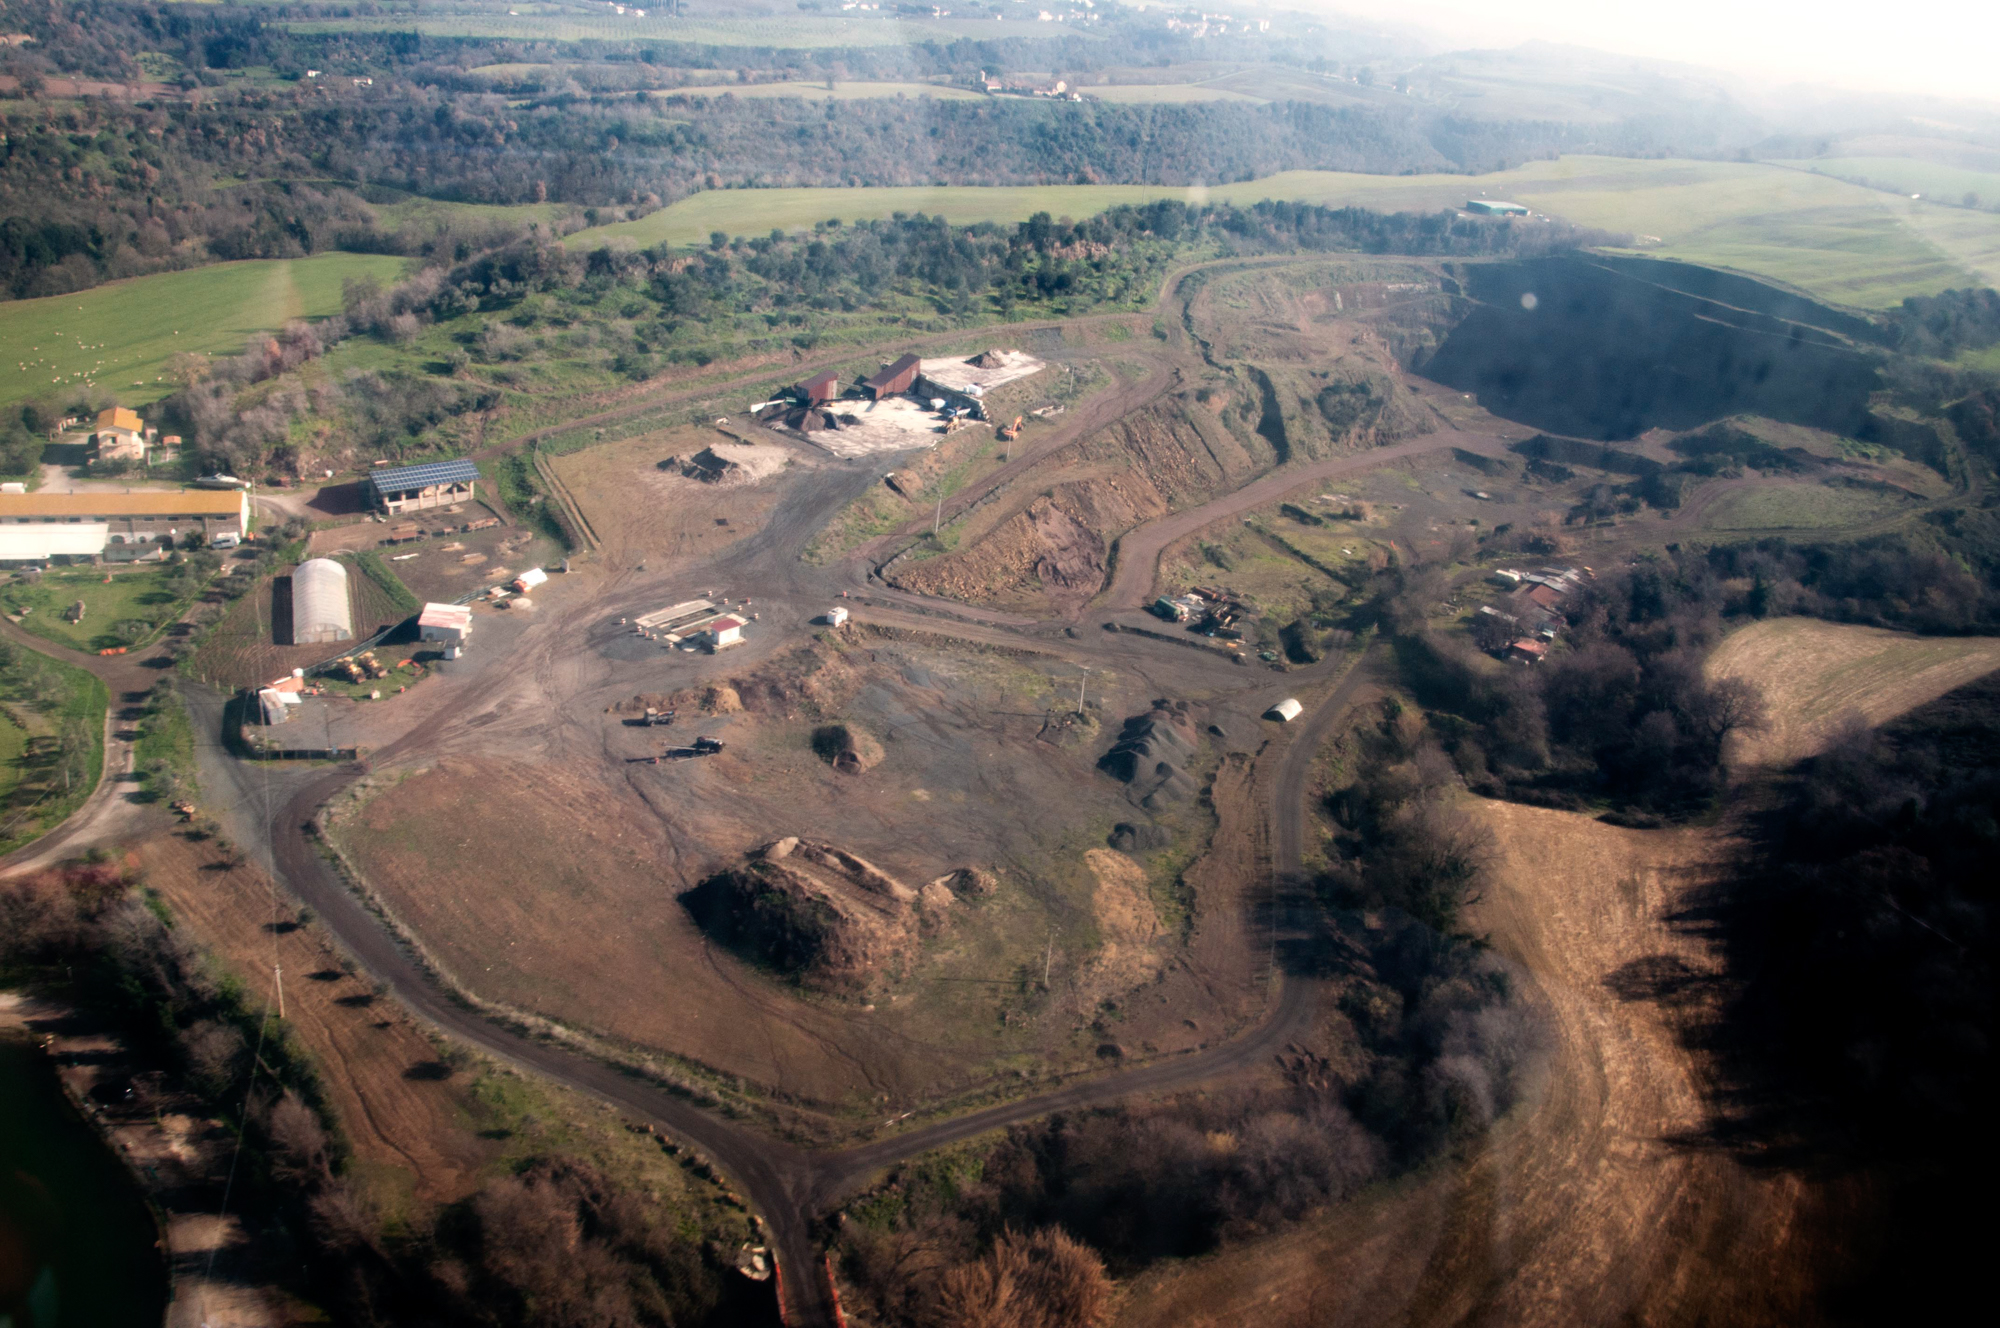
[1308,0,2000,108]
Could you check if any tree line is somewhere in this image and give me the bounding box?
[0,857,758,1328]
[128,198,1601,481]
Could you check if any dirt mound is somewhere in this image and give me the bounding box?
[683,838,969,993]
[812,723,885,773]
[663,441,790,486]
[702,685,743,713]
[1099,701,1202,808]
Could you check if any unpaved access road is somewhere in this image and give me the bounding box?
[1098,426,1521,612]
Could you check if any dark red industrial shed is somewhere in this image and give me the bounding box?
[861,353,922,400]
[797,369,841,403]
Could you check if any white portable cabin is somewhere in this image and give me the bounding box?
[418,602,472,645]
[826,606,849,627]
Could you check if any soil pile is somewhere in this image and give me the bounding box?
[813,723,885,773]
[1099,701,1203,810]
[683,838,966,993]
[662,442,790,486]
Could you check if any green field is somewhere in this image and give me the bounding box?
[0,253,410,414]
[0,645,108,856]
[2,567,200,653]
[567,155,2000,307]
[1700,482,1916,531]
[278,15,1084,49]
[1783,157,2000,209]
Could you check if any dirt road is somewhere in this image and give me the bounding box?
[1099,427,1519,612]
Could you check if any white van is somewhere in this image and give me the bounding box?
[210,532,242,550]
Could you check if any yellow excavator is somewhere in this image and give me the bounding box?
[999,415,1023,442]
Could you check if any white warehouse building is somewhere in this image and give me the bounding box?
[291,558,354,644]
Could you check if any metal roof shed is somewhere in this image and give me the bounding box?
[1266,698,1304,722]
[861,354,922,400]
[291,558,354,644]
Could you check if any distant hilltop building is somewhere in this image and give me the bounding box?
[1466,199,1531,217]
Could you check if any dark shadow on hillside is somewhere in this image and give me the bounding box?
[1420,256,1879,440]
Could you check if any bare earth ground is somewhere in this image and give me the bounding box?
[136,833,500,1204]
[1707,616,2000,767]
[328,628,1264,1117]
[1115,799,1841,1328]
[549,425,801,565]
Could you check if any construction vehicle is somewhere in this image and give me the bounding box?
[999,415,1023,442]
[692,736,725,754]
[643,708,677,727]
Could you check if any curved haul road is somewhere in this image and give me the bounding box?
[240,480,1387,1325]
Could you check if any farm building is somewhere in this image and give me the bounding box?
[418,602,472,645]
[704,616,745,651]
[1466,199,1531,216]
[291,558,354,644]
[797,370,842,404]
[1507,638,1549,664]
[0,489,249,563]
[1267,698,1304,722]
[92,406,155,462]
[369,459,480,515]
[861,354,922,401]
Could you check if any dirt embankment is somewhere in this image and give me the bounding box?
[890,395,1247,614]
[1119,797,1843,1327]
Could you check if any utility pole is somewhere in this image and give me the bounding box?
[933,491,943,537]
[1075,665,1089,716]
[274,963,284,1020]
[1043,928,1054,988]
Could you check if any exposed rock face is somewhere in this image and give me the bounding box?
[1099,700,1203,808]
[684,839,976,993]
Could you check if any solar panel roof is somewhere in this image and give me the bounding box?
[369,458,481,493]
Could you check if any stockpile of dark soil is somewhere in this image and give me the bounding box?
[1422,256,1878,440]
[812,723,885,773]
[681,838,962,994]
[1099,700,1203,811]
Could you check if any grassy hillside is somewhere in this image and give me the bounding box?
[0,253,411,414]
[569,156,2000,308]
